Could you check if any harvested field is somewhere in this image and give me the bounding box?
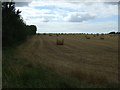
[18,34,118,85]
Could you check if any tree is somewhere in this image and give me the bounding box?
[109,32,115,34]
[2,2,27,46]
[26,25,37,35]
[2,2,37,46]
[116,32,120,34]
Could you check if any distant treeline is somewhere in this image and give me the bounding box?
[2,2,37,46]
[37,32,120,35]
[109,32,120,34]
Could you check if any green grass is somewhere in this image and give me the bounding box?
[2,45,119,88]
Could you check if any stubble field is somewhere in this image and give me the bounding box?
[3,34,119,88]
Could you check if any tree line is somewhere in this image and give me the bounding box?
[109,32,120,34]
[2,2,37,46]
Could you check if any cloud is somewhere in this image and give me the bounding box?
[64,12,96,22]
[80,2,118,18]
[15,0,118,33]
[1,0,119,3]
[16,1,118,23]
[16,6,55,21]
[15,2,30,7]
[28,1,118,17]
[39,14,59,22]
[104,2,118,5]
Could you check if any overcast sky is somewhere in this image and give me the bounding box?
[15,0,118,33]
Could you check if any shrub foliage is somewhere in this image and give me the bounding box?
[2,2,37,46]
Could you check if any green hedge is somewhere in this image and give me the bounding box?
[2,2,37,46]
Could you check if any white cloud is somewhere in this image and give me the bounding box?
[39,9,51,13]
[84,3,118,18]
[27,1,118,20]
[16,6,60,22]
[1,0,119,3]
[15,0,118,33]
[64,12,96,22]
[39,14,60,22]
[16,1,118,21]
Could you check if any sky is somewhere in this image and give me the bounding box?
[14,0,118,33]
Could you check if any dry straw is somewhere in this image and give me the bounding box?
[71,70,108,85]
[56,38,64,45]
[93,35,96,37]
[49,34,52,36]
[85,35,90,39]
[100,36,104,40]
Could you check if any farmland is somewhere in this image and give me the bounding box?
[3,33,119,88]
